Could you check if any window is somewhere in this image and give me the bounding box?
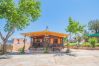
[17,39,20,44]
[54,38,58,44]
[37,39,40,42]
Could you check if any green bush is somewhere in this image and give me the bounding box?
[44,47,49,53]
[96,44,99,47]
[88,38,97,48]
[18,48,25,54]
[82,43,90,47]
[34,45,38,48]
[69,43,76,46]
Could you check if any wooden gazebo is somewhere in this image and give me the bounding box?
[22,30,68,48]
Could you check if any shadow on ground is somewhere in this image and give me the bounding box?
[0,54,12,59]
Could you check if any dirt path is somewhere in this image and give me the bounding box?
[0,49,99,66]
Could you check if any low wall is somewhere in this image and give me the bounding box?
[12,44,31,52]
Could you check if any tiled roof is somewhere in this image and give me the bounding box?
[21,30,68,37]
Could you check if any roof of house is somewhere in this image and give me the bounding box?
[21,30,68,38]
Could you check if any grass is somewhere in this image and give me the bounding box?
[69,43,77,46]
[82,42,99,47]
[64,42,99,47]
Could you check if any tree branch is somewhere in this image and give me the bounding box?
[5,28,15,40]
[0,31,4,40]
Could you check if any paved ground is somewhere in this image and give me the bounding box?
[0,49,99,66]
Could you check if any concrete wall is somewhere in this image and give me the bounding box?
[12,38,31,52]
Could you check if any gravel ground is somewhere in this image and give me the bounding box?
[0,49,99,66]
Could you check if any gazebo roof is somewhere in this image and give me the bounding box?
[21,30,68,38]
[87,33,99,37]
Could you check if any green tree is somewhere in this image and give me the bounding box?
[75,25,84,48]
[0,0,41,54]
[66,17,79,35]
[66,17,84,51]
[82,30,89,42]
[66,17,79,53]
[63,37,70,53]
[88,19,99,33]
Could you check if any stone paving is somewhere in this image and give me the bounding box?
[0,49,99,66]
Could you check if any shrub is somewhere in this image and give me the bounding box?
[34,45,38,48]
[44,47,49,53]
[82,43,90,47]
[88,38,97,48]
[96,44,99,47]
[69,43,76,46]
[18,48,25,54]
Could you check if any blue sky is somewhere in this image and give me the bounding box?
[0,0,99,39]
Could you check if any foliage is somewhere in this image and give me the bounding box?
[96,43,99,47]
[69,43,77,46]
[82,30,89,42]
[0,0,41,31]
[67,42,99,47]
[63,37,68,46]
[65,42,99,47]
[34,45,38,48]
[63,37,68,42]
[68,42,89,47]
[44,47,49,53]
[82,43,91,47]
[66,17,84,48]
[18,47,25,54]
[0,0,41,54]
[88,19,99,33]
[75,35,82,42]
[67,17,84,34]
[65,17,79,53]
[88,38,97,48]
[66,17,79,34]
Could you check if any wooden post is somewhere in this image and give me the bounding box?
[58,38,61,44]
[62,38,64,47]
[30,37,33,48]
[51,37,54,44]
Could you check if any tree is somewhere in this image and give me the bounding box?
[66,17,79,53]
[83,30,89,42]
[88,19,99,33]
[0,0,41,54]
[63,37,69,53]
[66,17,84,51]
[66,17,79,35]
[75,25,84,48]
[43,37,49,53]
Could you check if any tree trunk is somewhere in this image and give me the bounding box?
[23,36,26,54]
[66,33,71,53]
[0,28,15,55]
[76,34,80,48]
[2,39,7,54]
[22,43,25,54]
[44,38,49,53]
